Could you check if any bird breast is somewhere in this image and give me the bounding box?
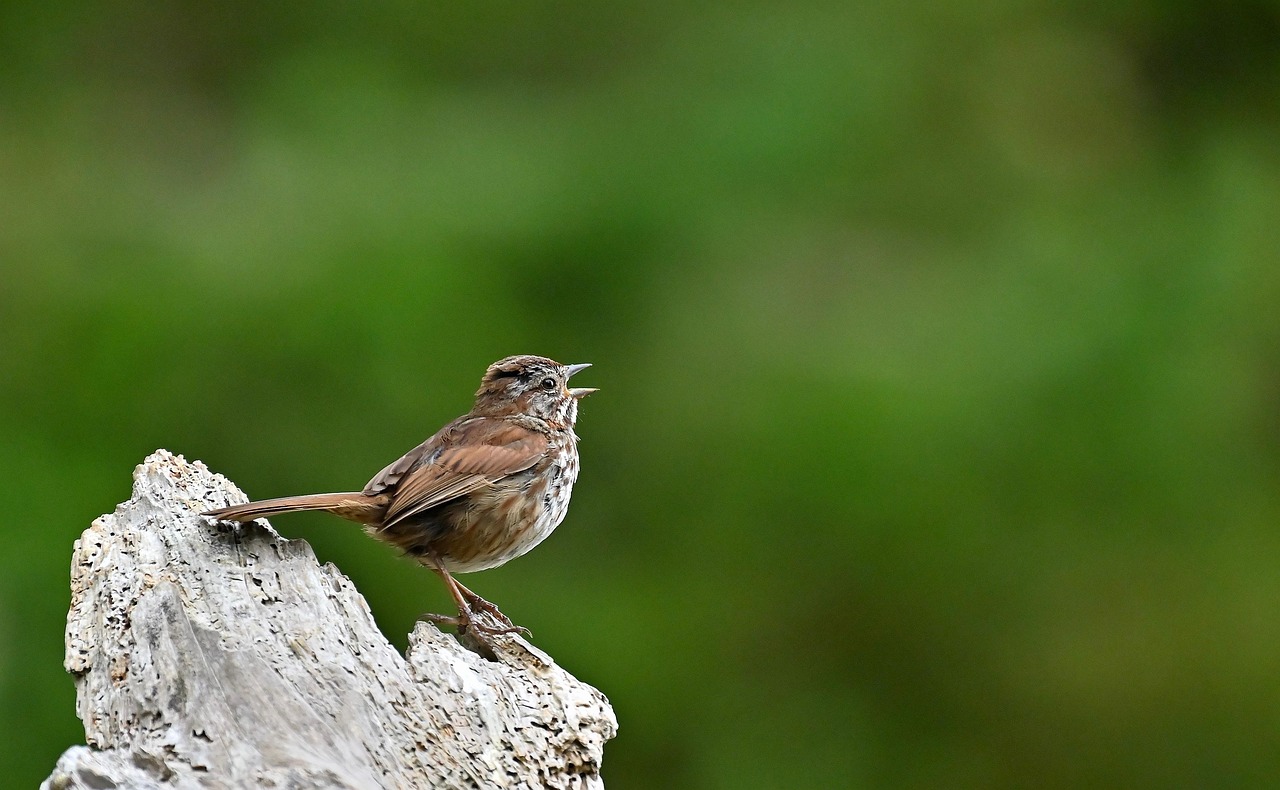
[436,443,580,574]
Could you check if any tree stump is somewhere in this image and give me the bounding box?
[42,450,617,789]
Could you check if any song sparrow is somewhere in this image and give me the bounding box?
[204,355,596,645]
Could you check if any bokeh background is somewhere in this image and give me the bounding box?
[3,2,1280,787]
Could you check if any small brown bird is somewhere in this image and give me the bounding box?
[204,355,596,643]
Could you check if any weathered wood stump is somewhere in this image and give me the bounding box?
[42,450,616,789]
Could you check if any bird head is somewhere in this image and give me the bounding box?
[473,355,597,425]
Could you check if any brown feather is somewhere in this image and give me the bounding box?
[381,419,550,527]
[362,424,451,496]
[205,492,388,526]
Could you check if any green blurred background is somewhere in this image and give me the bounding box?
[3,2,1279,787]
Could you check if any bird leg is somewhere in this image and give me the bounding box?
[421,563,530,638]
[453,578,523,631]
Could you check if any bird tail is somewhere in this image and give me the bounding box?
[204,493,387,525]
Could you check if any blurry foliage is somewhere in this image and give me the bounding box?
[3,2,1280,788]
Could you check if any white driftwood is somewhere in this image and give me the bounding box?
[43,450,616,790]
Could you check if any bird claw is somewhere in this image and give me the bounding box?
[465,613,532,639]
[463,595,516,628]
[485,621,533,638]
[417,612,464,628]
[455,587,531,636]
[417,611,532,640]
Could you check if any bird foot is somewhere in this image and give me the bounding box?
[460,594,519,629]
[417,611,531,639]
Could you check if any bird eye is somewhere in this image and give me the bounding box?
[540,377,557,391]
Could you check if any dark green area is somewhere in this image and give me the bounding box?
[3,2,1279,787]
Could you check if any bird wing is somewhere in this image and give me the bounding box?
[363,424,451,496]
[378,419,549,528]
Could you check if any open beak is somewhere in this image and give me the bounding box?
[565,363,598,399]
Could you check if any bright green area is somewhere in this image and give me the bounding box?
[3,3,1279,787]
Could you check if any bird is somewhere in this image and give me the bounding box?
[203,355,596,645]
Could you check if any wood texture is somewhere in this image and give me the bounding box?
[43,450,617,789]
